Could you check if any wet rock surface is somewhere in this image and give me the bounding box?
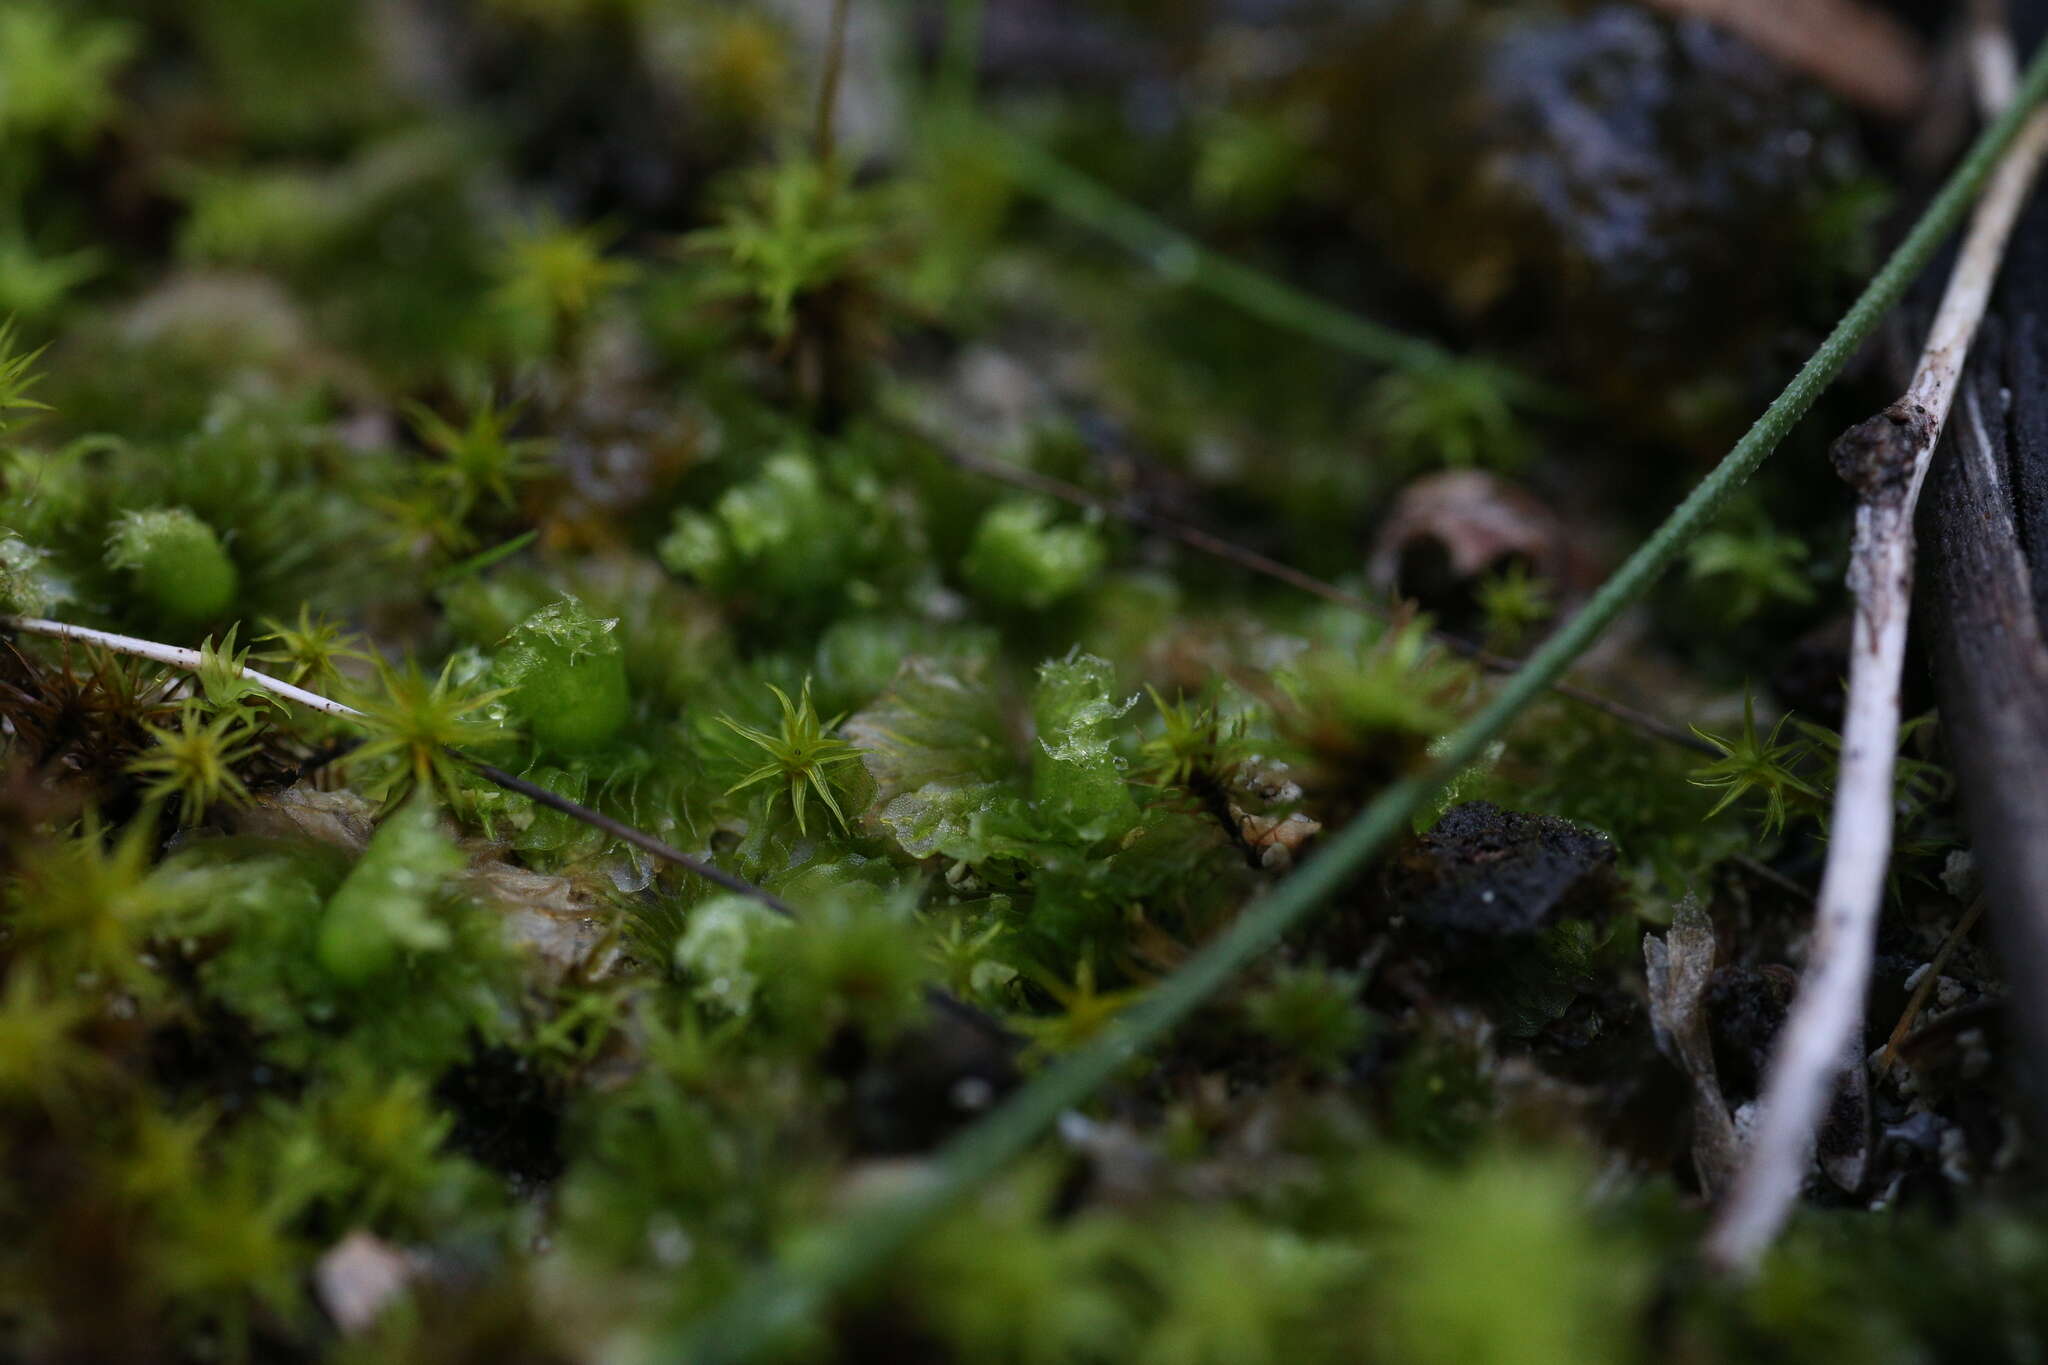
[1308,1,1865,434]
[1386,799,1617,937]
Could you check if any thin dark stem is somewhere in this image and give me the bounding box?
[1188,770,1265,870]
[457,755,798,920]
[7,615,1000,1043]
[940,0,985,109]
[1733,853,1814,902]
[1876,898,1984,1075]
[464,756,1003,1038]
[905,419,1716,756]
[814,0,852,166]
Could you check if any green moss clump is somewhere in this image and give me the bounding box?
[316,797,467,985]
[662,450,845,599]
[1245,965,1372,1073]
[0,532,58,615]
[1353,1149,1647,1365]
[673,894,785,1015]
[747,889,929,1051]
[491,596,631,755]
[0,5,134,149]
[656,508,733,588]
[962,498,1106,610]
[103,507,239,624]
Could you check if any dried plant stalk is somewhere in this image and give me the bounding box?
[1705,75,2048,1273]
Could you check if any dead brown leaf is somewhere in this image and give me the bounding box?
[1643,0,1927,118]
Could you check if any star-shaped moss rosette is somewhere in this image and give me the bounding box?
[716,676,864,836]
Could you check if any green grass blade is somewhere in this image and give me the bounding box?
[939,0,984,109]
[428,528,537,587]
[982,123,1573,411]
[988,123,1450,374]
[658,39,2048,1365]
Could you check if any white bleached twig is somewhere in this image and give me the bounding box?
[1,615,364,721]
[1704,40,2048,1272]
[1972,0,2019,115]
[0,614,816,914]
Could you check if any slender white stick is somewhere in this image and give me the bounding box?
[1,615,364,721]
[1704,75,2048,1272]
[1972,0,2019,116]
[2,614,817,913]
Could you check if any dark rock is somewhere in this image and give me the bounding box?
[434,1044,565,1193]
[840,995,1020,1156]
[1311,1,1864,440]
[1704,962,1798,1099]
[1769,615,1852,729]
[1386,800,1617,937]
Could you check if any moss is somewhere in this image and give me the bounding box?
[316,796,467,986]
[103,507,239,624]
[673,894,785,1015]
[1030,651,1138,844]
[492,596,632,755]
[0,5,133,148]
[962,497,1107,610]
[1245,964,1373,1074]
[747,888,930,1053]
[0,5,2014,1360]
[1355,1148,1647,1365]
[0,532,57,615]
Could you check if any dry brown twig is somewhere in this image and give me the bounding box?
[814,0,852,165]
[1703,19,2048,1271]
[1876,898,1986,1077]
